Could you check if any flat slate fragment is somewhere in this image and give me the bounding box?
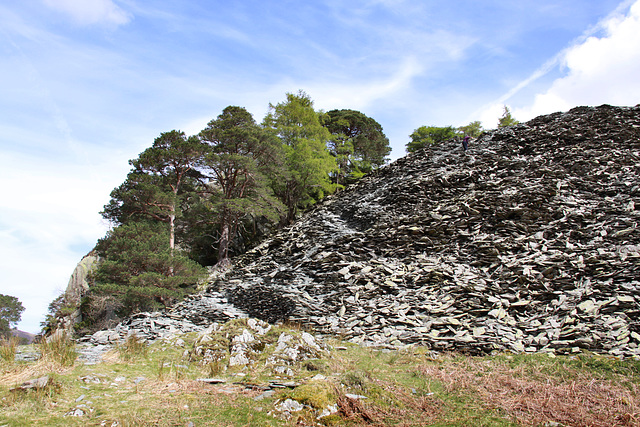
[10,376,49,392]
[196,378,226,384]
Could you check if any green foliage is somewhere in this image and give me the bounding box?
[263,90,338,223]
[102,130,204,252]
[498,105,519,127]
[199,106,286,266]
[102,171,172,225]
[324,109,391,186]
[82,92,387,327]
[406,125,458,152]
[0,294,25,338]
[91,222,207,319]
[458,120,484,138]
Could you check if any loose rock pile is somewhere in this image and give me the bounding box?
[89,105,640,358]
[188,318,327,378]
[87,293,246,345]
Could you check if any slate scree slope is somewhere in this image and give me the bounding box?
[88,105,640,357]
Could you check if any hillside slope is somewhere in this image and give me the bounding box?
[90,105,640,358]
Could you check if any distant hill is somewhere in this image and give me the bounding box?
[11,329,36,344]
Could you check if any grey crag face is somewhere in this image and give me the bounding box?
[89,105,640,358]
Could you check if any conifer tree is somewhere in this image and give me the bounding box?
[498,106,519,128]
[102,130,204,252]
[263,91,337,223]
[199,106,285,268]
[324,109,390,186]
[91,222,206,319]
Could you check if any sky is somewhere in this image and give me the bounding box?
[1,0,640,333]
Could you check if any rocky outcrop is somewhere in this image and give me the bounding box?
[58,253,98,332]
[65,254,98,304]
[88,104,640,358]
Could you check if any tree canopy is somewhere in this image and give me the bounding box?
[324,109,390,186]
[498,106,519,128]
[406,120,486,153]
[263,91,337,223]
[406,125,458,153]
[0,293,25,337]
[458,120,484,138]
[102,130,204,252]
[69,90,395,334]
[91,221,206,320]
[199,106,285,267]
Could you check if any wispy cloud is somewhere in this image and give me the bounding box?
[515,0,640,119]
[476,0,640,126]
[304,56,424,111]
[42,0,132,26]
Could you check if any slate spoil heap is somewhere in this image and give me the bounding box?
[91,105,640,358]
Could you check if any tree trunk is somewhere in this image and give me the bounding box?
[169,209,175,253]
[169,201,176,276]
[169,186,178,254]
[216,217,231,270]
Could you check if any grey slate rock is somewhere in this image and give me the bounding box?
[81,105,640,359]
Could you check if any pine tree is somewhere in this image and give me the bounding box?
[498,106,519,128]
[199,106,285,268]
[324,109,390,186]
[102,130,204,252]
[91,222,206,319]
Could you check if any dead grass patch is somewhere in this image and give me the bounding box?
[355,380,445,427]
[420,358,640,427]
[337,394,380,425]
[99,348,123,364]
[39,330,77,366]
[0,336,19,362]
[0,359,72,388]
[140,378,251,399]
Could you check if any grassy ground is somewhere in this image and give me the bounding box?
[1,326,639,426]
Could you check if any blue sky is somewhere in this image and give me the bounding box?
[2,0,640,333]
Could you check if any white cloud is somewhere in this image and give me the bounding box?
[515,0,640,120]
[0,148,127,333]
[474,0,640,127]
[296,56,424,113]
[476,103,508,130]
[42,0,132,26]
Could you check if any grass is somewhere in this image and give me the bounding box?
[117,334,149,362]
[39,331,77,366]
[1,323,639,426]
[1,336,19,362]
